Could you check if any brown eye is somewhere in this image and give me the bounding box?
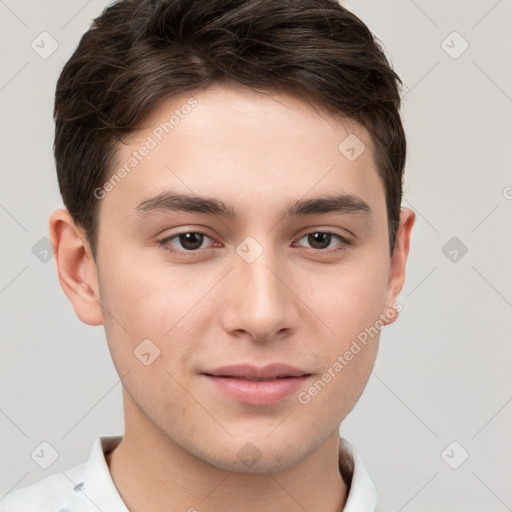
[160,231,214,254]
[307,232,333,249]
[296,231,349,251]
[176,232,205,251]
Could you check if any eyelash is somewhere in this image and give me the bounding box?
[157,230,351,257]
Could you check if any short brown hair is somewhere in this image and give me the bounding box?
[54,0,406,258]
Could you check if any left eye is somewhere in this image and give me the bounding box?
[295,231,348,251]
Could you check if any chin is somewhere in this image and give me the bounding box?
[202,445,306,474]
[185,431,320,475]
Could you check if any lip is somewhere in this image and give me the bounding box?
[201,364,311,405]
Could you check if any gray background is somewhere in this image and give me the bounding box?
[1,1,511,510]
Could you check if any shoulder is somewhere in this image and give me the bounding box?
[0,462,88,512]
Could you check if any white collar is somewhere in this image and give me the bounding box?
[87,434,377,511]
[338,437,378,511]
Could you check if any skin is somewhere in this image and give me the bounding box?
[49,81,415,512]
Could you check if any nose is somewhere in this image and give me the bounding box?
[220,242,299,342]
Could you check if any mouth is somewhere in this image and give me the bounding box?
[203,363,310,379]
[201,364,312,405]
[207,376,297,381]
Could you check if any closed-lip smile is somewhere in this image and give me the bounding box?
[201,364,312,405]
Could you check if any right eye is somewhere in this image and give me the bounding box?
[158,231,217,254]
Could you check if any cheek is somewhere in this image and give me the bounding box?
[97,250,214,365]
[299,269,384,422]
[299,257,387,401]
[99,247,180,326]
[314,260,389,340]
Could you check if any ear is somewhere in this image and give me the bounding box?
[382,207,415,326]
[48,208,104,326]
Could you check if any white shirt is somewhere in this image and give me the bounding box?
[0,435,377,511]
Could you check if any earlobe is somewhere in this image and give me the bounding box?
[48,209,104,326]
[382,207,415,326]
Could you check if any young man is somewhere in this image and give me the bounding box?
[2,0,414,510]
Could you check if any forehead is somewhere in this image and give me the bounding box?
[97,82,385,227]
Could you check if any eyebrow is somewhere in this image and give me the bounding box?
[134,191,372,220]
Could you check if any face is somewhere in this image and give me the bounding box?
[81,82,406,472]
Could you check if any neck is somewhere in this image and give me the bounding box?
[106,394,348,512]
